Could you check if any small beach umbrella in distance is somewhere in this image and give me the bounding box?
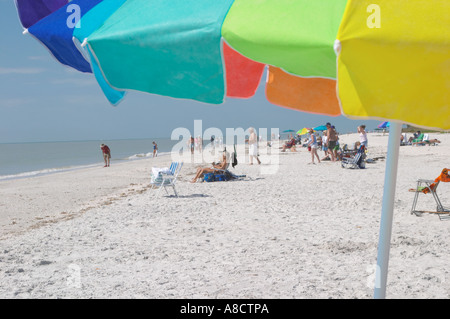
[297,128,311,136]
[378,121,389,129]
[14,0,450,298]
[313,125,328,131]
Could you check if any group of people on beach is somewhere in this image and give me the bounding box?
[400,130,441,146]
[190,127,261,183]
[305,123,367,164]
[187,135,228,155]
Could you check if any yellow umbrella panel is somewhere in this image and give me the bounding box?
[297,128,311,136]
[337,0,450,130]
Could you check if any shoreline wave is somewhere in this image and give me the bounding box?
[0,151,173,182]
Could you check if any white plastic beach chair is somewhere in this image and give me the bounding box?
[401,133,408,145]
[150,162,183,197]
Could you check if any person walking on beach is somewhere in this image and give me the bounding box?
[247,127,261,165]
[325,123,337,161]
[100,144,111,167]
[152,141,158,157]
[307,129,320,164]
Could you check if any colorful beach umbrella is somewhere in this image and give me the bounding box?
[378,122,389,129]
[14,0,450,298]
[296,128,311,136]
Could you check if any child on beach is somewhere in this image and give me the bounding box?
[307,129,320,164]
[322,132,328,157]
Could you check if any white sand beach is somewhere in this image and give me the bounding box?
[0,132,449,299]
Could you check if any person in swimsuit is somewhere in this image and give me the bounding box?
[307,129,321,164]
[326,123,337,161]
[190,151,228,183]
[152,141,158,157]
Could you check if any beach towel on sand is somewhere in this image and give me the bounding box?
[151,167,172,183]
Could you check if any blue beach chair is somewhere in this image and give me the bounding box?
[150,162,183,197]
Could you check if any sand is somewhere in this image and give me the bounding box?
[0,132,449,299]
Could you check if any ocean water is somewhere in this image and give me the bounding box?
[0,138,179,181]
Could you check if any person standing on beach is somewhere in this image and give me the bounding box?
[325,123,337,161]
[322,131,328,158]
[190,136,195,154]
[152,141,158,157]
[247,127,261,165]
[358,125,368,148]
[100,144,111,167]
[332,125,340,160]
[210,135,215,155]
[307,129,320,164]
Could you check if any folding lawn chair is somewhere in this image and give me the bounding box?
[150,162,183,197]
[410,168,450,220]
[341,145,366,169]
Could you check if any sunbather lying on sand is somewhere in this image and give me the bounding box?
[190,152,228,183]
[412,139,441,146]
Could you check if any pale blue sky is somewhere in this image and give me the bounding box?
[0,0,378,143]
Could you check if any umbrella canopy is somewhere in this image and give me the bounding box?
[337,0,449,130]
[26,0,103,73]
[14,0,450,299]
[15,0,67,29]
[282,130,296,133]
[297,128,311,136]
[15,0,449,130]
[313,125,328,131]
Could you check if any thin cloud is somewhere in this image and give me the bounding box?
[0,67,45,75]
[0,98,34,108]
[51,77,97,86]
[27,56,48,61]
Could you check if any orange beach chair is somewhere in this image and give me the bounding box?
[409,168,450,220]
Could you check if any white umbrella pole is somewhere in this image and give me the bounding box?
[374,121,402,299]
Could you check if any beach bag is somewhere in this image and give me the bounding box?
[356,155,366,169]
[224,170,233,181]
[214,174,225,181]
[204,173,214,182]
[358,159,366,169]
[151,167,172,184]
